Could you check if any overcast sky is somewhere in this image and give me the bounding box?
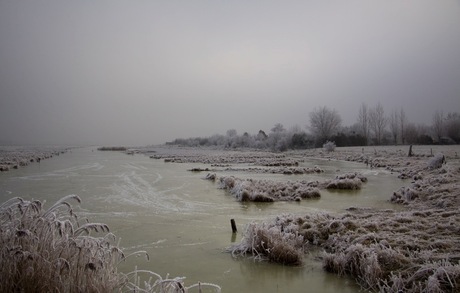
[1,1,459,146]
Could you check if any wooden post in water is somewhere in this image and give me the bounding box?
[230,219,237,233]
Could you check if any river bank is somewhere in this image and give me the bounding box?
[0,146,70,171]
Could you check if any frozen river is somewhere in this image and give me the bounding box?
[0,147,405,292]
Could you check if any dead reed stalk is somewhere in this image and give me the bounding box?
[0,196,221,293]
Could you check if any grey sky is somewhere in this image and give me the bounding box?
[1,1,459,146]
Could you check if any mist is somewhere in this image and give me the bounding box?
[1,1,459,146]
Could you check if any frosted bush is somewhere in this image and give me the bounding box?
[227,221,305,265]
[217,176,321,202]
[0,196,221,293]
[324,173,367,190]
[428,153,446,169]
[323,141,336,152]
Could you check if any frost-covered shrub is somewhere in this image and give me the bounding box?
[295,187,321,199]
[428,153,446,169]
[0,195,122,292]
[326,178,362,190]
[0,196,221,293]
[217,176,321,202]
[227,221,305,265]
[325,173,367,190]
[323,141,336,152]
[391,186,419,204]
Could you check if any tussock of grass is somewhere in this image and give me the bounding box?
[216,172,367,202]
[0,195,123,292]
[227,219,305,265]
[325,172,367,190]
[218,176,321,202]
[0,196,221,293]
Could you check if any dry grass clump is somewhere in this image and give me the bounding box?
[0,195,221,293]
[428,153,447,169]
[218,176,321,202]
[0,195,124,292]
[227,218,305,265]
[325,172,367,190]
[215,172,367,202]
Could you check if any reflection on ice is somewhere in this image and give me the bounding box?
[17,162,105,180]
[108,170,226,214]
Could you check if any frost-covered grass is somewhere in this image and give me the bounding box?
[227,217,306,265]
[323,141,336,152]
[232,207,460,292]
[227,145,460,292]
[0,195,221,293]
[0,146,68,171]
[214,172,367,202]
[217,176,321,202]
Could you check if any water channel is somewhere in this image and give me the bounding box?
[0,147,406,292]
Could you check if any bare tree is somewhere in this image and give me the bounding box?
[432,110,445,142]
[357,103,370,145]
[369,102,388,145]
[269,123,287,151]
[226,129,237,137]
[399,108,407,144]
[389,110,399,145]
[309,106,342,145]
[271,123,285,133]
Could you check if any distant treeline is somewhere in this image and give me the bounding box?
[167,129,367,151]
[97,146,127,151]
[167,104,460,151]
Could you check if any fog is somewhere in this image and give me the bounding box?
[1,1,459,146]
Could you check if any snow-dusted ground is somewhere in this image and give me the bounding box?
[0,146,69,171]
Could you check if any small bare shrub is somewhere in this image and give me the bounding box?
[323,141,336,152]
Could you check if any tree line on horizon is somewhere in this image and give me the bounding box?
[166,103,460,151]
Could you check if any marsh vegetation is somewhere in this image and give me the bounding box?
[2,144,459,292]
[0,194,221,292]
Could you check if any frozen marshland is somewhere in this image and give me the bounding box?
[1,145,460,292]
